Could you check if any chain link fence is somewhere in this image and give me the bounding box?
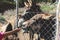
[14,0,57,40]
[17,11,56,40]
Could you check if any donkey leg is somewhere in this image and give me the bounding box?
[29,31,34,40]
[38,33,41,40]
[31,33,34,40]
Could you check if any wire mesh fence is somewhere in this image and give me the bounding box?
[17,11,56,40]
[10,0,57,40]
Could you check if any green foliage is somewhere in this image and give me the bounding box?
[31,0,53,3]
[0,16,7,24]
[0,16,6,22]
[40,3,56,13]
[0,0,15,5]
[41,5,53,11]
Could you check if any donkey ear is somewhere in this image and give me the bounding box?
[27,0,32,6]
[24,2,27,6]
[27,0,32,3]
[24,0,32,7]
[24,2,28,7]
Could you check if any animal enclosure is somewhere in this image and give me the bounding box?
[16,1,57,40]
[0,0,58,40]
[6,2,57,40]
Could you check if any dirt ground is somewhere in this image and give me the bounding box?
[18,30,44,40]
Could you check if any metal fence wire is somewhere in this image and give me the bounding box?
[12,0,58,40]
[18,11,56,40]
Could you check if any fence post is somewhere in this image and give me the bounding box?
[55,0,59,40]
[14,0,19,28]
[14,0,18,28]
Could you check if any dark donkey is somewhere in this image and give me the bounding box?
[23,13,56,40]
[18,1,43,40]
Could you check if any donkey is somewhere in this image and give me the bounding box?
[22,13,56,40]
[18,1,43,40]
